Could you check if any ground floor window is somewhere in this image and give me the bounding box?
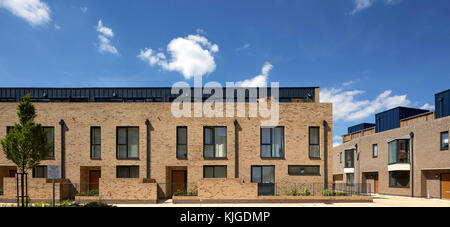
[288,165,320,175]
[251,166,275,196]
[389,171,410,188]
[32,166,47,178]
[116,166,139,178]
[203,166,227,178]
[346,173,354,186]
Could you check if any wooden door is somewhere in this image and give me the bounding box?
[374,174,379,194]
[172,171,186,195]
[9,170,17,178]
[89,170,101,191]
[441,174,450,200]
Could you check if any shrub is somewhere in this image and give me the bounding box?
[298,188,311,196]
[285,189,298,196]
[322,189,335,196]
[173,186,198,196]
[77,189,99,196]
[84,201,114,207]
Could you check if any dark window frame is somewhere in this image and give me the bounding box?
[251,165,276,196]
[43,127,55,160]
[203,165,227,178]
[116,166,139,178]
[340,152,343,164]
[309,126,320,159]
[389,171,410,188]
[372,144,378,158]
[116,126,140,160]
[203,126,227,159]
[345,149,355,168]
[288,165,320,176]
[32,166,47,178]
[388,139,410,165]
[260,126,285,159]
[90,127,101,159]
[176,126,188,159]
[441,131,449,151]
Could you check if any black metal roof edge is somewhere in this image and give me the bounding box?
[374,106,429,116]
[435,89,450,96]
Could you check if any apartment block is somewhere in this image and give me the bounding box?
[0,87,332,203]
[333,89,450,199]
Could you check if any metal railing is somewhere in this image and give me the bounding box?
[270,182,371,196]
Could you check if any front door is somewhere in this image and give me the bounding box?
[9,170,17,178]
[441,174,450,200]
[89,170,101,191]
[251,166,275,196]
[374,174,379,194]
[172,170,187,196]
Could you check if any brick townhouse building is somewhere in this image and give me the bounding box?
[0,87,333,203]
[333,89,450,199]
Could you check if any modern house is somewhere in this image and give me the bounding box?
[0,87,333,203]
[333,89,450,199]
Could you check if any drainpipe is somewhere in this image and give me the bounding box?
[146,119,151,179]
[59,120,65,179]
[410,132,414,198]
[323,120,328,189]
[234,120,240,178]
[355,144,359,193]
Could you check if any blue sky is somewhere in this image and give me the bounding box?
[0,0,449,145]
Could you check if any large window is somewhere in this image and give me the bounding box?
[389,171,410,188]
[43,127,55,159]
[260,127,285,158]
[388,139,410,164]
[204,127,227,159]
[203,166,227,178]
[346,173,354,186]
[91,127,101,159]
[116,166,139,178]
[345,149,354,168]
[177,127,188,159]
[251,166,275,196]
[288,165,320,175]
[309,127,320,159]
[32,166,47,178]
[441,131,449,150]
[372,144,378,158]
[117,127,139,159]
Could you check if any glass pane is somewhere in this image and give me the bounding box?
[128,128,139,158]
[177,145,187,158]
[214,166,227,178]
[388,141,398,164]
[345,150,354,168]
[373,145,378,157]
[272,127,284,157]
[289,166,320,175]
[204,145,214,158]
[251,167,261,183]
[117,128,127,144]
[442,132,449,148]
[204,128,212,144]
[118,145,127,158]
[261,128,271,144]
[398,140,409,163]
[117,167,128,178]
[204,167,214,178]
[262,166,275,183]
[177,127,187,145]
[130,167,139,178]
[92,145,101,158]
[92,128,101,145]
[310,145,320,158]
[261,145,271,158]
[44,128,54,142]
[215,128,227,157]
[309,127,319,144]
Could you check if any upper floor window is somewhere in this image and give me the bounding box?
[372,144,378,158]
[117,127,139,159]
[91,127,101,159]
[116,166,139,178]
[177,127,188,159]
[309,127,320,159]
[339,152,343,164]
[43,127,55,159]
[204,127,227,159]
[288,165,320,175]
[203,166,227,178]
[261,127,285,158]
[388,139,409,164]
[345,149,354,168]
[32,166,47,178]
[441,131,449,150]
[6,126,13,134]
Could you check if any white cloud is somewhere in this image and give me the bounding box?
[138,34,218,79]
[54,24,60,30]
[321,87,411,122]
[342,80,356,87]
[0,0,51,25]
[96,20,118,55]
[237,62,273,87]
[236,43,250,51]
[80,6,87,13]
[349,0,402,14]
[420,103,435,111]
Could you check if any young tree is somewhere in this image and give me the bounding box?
[0,94,53,207]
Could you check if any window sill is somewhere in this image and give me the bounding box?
[117,158,140,160]
[43,158,55,161]
[260,157,285,160]
[441,148,449,151]
[309,157,321,160]
[90,158,102,160]
[177,157,188,160]
[389,186,410,189]
[204,157,228,160]
[288,174,321,176]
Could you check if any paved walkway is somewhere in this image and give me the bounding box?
[114,195,450,207]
